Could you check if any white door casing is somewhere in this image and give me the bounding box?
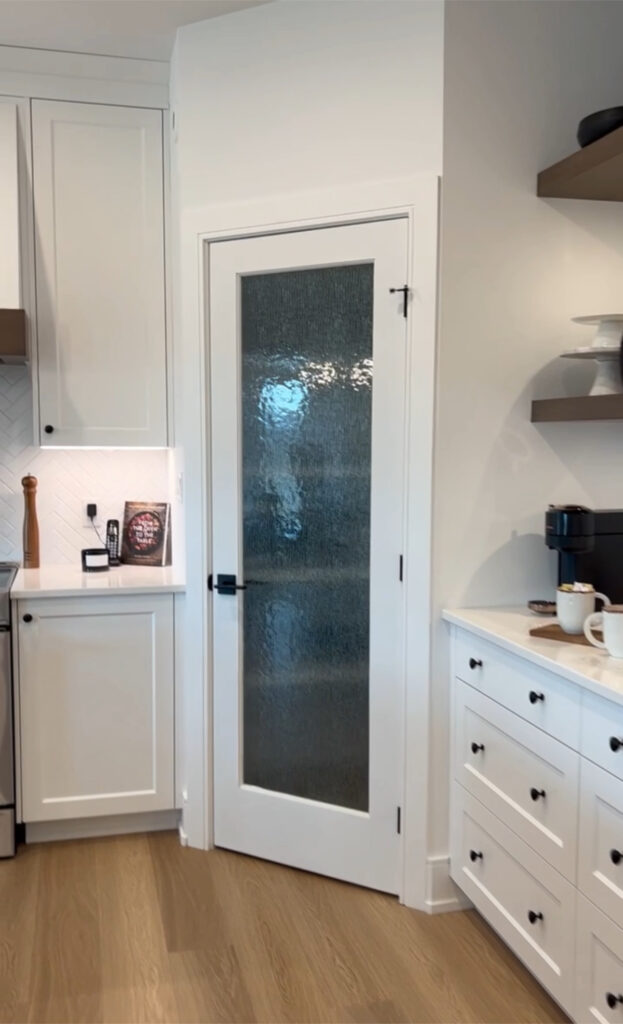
[210,218,408,893]
[174,176,439,909]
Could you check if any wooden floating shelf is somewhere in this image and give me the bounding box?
[532,394,623,423]
[537,126,623,201]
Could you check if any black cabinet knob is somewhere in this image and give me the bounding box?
[22,614,32,623]
[606,993,623,1010]
[610,737,623,752]
[469,658,482,670]
[527,910,543,925]
[471,742,485,755]
[611,849,623,866]
[469,849,483,862]
[530,787,546,801]
[44,425,54,434]
[529,691,545,704]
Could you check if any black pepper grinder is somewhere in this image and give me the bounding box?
[106,519,120,566]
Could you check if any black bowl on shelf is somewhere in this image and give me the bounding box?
[577,107,623,148]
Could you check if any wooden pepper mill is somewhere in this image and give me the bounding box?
[22,475,40,569]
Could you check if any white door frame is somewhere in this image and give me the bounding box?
[174,175,439,910]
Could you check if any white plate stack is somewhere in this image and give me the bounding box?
[561,315,623,395]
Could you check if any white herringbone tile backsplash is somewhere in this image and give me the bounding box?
[0,365,171,565]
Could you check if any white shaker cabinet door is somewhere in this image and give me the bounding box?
[0,101,20,308]
[32,100,167,447]
[576,894,623,1024]
[18,594,174,821]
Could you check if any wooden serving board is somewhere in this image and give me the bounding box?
[529,622,601,646]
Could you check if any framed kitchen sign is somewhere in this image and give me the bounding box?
[121,501,172,566]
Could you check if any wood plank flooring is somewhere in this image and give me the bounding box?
[0,831,568,1024]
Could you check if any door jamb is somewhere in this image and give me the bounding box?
[175,175,439,910]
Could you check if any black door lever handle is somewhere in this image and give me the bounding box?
[209,573,248,595]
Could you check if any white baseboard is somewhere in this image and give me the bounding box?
[425,853,472,914]
[25,809,180,844]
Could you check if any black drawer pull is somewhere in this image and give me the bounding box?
[610,737,623,753]
[530,787,546,801]
[529,691,545,704]
[607,993,623,1010]
[471,742,485,755]
[44,424,54,434]
[611,849,623,866]
[22,613,32,623]
[469,657,482,670]
[469,849,483,862]
[527,910,543,925]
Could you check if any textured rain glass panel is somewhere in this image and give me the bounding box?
[241,264,373,812]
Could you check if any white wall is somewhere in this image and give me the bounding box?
[432,0,623,854]
[173,0,443,206]
[170,0,444,851]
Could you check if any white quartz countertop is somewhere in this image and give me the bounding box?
[443,606,623,706]
[11,565,185,599]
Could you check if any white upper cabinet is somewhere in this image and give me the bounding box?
[0,101,20,308]
[32,100,168,447]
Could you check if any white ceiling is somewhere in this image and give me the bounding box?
[0,0,268,62]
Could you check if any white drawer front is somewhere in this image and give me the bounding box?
[450,786,575,1016]
[582,692,623,783]
[576,894,623,1024]
[455,680,579,880]
[579,759,623,930]
[454,629,580,748]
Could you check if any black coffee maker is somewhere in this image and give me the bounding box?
[545,504,623,601]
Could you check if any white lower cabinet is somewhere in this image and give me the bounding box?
[454,629,581,748]
[449,624,623,1023]
[455,680,579,879]
[451,788,576,1015]
[581,692,623,785]
[578,760,623,930]
[576,895,623,1024]
[18,594,174,822]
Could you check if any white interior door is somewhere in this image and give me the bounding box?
[210,219,408,893]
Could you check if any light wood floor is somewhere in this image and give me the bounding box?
[0,831,568,1024]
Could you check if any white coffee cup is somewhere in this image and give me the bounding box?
[557,586,610,635]
[585,605,623,657]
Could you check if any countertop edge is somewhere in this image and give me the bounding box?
[11,583,186,599]
[10,566,186,600]
[442,607,623,707]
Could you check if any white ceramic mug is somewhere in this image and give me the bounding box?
[557,587,610,635]
[585,605,623,657]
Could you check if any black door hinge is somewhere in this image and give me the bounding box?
[389,285,410,318]
[399,555,404,582]
[397,806,401,834]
